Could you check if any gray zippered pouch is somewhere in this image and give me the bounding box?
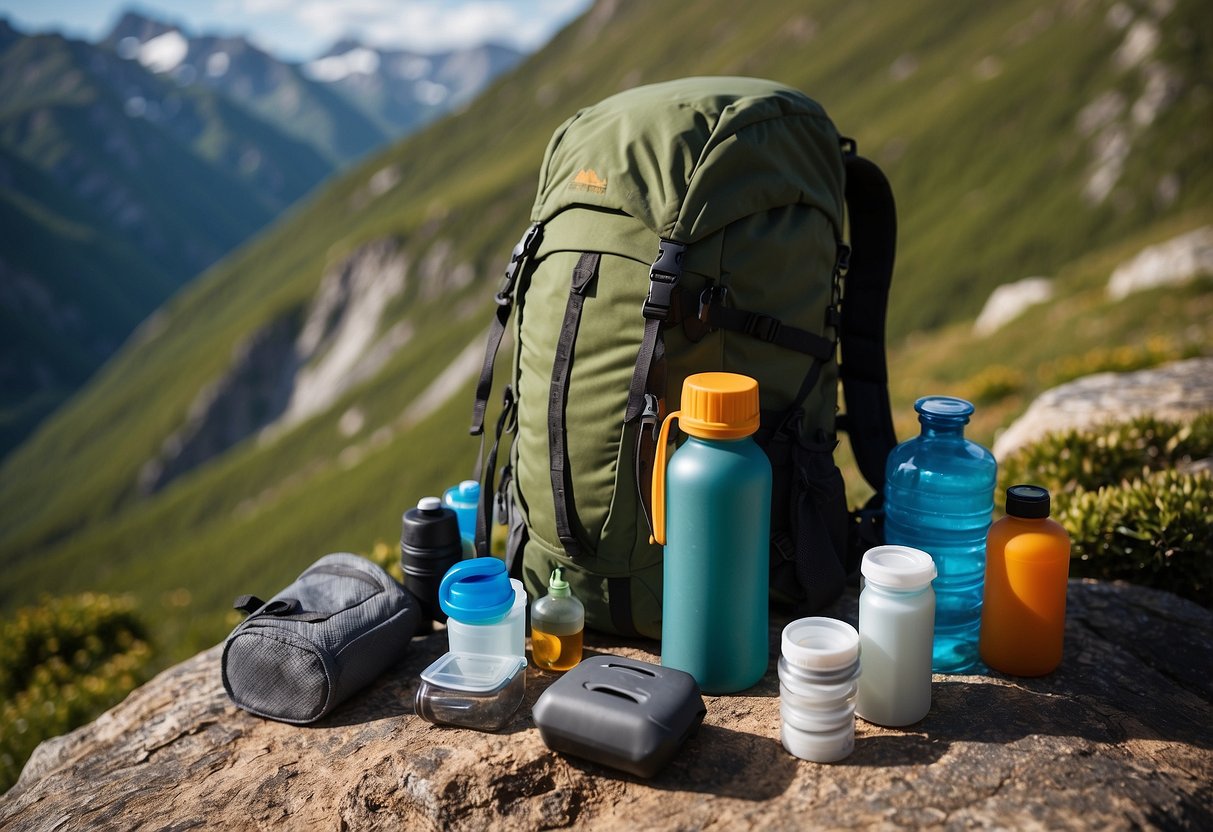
[221,552,420,724]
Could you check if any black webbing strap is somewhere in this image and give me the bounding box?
[475,385,515,558]
[470,222,541,438]
[548,252,600,557]
[625,240,685,422]
[689,288,835,361]
[608,576,640,637]
[626,241,684,541]
[839,153,898,494]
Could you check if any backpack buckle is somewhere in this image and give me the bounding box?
[772,532,797,563]
[642,240,686,320]
[497,222,542,304]
[835,243,851,276]
[745,313,782,342]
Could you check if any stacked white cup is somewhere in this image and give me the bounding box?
[778,616,861,763]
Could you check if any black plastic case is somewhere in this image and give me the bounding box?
[532,655,706,777]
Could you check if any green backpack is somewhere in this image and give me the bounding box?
[470,77,897,638]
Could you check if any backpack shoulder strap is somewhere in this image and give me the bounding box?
[839,150,898,495]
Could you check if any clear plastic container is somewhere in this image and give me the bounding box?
[445,579,526,659]
[439,558,527,660]
[778,617,860,763]
[414,652,527,731]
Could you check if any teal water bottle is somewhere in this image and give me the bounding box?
[884,396,996,674]
[652,372,771,694]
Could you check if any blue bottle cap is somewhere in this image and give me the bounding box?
[915,396,974,422]
[438,558,514,622]
[443,480,480,510]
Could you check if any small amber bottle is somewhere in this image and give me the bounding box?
[530,569,584,671]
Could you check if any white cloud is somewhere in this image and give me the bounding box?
[233,0,588,52]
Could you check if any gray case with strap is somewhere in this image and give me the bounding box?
[222,552,420,724]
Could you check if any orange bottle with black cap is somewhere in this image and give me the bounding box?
[979,485,1072,676]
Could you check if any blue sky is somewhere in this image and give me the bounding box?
[0,0,593,60]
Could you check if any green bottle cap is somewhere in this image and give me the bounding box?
[548,568,571,598]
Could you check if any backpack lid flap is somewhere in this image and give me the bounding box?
[531,77,845,243]
[534,207,724,280]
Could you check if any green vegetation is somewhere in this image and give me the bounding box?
[0,594,152,792]
[999,414,1213,606]
[1059,469,1211,604]
[0,0,1210,681]
[999,413,1213,494]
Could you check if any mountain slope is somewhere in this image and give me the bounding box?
[0,0,1208,661]
[304,39,525,135]
[0,26,338,455]
[103,12,389,165]
[104,12,525,165]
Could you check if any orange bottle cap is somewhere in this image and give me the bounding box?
[677,372,760,439]
[650,373,762,545]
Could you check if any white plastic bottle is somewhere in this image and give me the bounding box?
[856,545,937,726]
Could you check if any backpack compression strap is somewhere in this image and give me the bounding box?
[470,223,540,559]
[548,252,601,556]
[838,152,898,495]
[470,223,542,440]
[626,241,686,540]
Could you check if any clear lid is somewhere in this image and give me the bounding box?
[420,652,526,693]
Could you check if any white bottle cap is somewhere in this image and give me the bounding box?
[781,617,859,671]
[860,545,937,589]
[417,496,442,511]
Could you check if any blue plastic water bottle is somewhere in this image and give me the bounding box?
[652,372,771,694]
[883,396,996,674]
[442,480,480,555]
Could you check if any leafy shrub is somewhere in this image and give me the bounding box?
[999,412,1213,498]
[998,413,1213,607]
[1058,469,1211,603]
[0,594,152,793]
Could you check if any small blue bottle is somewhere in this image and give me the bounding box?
[883,396,996,674]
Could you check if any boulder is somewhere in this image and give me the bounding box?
[972,276,1053,336]
[3,580,1210,830]
[994,357,1213,458]
[1107,225,1213,300]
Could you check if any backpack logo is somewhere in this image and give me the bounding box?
[570,168,607,194]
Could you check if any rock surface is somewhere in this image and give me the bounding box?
[3,580,1211,831]
[994,357,1213,458]
[973,276,1053,336]
[1107,225,1213,300]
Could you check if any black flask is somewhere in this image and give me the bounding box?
[400,497,463,629]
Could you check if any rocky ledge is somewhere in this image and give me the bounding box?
[2,580,1210,830]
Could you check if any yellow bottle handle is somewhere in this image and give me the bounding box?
[650,410,680,545]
